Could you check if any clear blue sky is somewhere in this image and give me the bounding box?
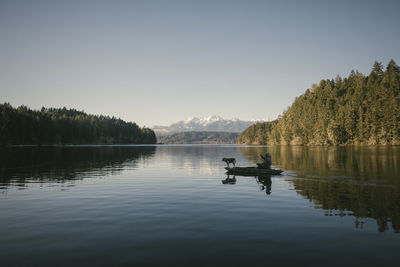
[1,0,399,126]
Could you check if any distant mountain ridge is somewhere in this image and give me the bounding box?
[152,115,267,135]
[158,131,240,144]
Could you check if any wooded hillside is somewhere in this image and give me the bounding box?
[237,60,400,145]
[0,104,156,145]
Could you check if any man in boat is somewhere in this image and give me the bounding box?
[257,152,271,169]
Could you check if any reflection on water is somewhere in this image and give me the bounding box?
[152,145,249,176]
[240,146,400,181]
[222,174,237,184]
[256,175,272,195]
[222,174,272,195]
[1,145,400,266]
[0,146,156,189]
[240,146,400,232]
[1,145,399,233]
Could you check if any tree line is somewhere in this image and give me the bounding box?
[0,103,156,145]
[159,131,239,144]
[237,60,400,145]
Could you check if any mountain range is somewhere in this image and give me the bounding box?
[152,116,268,135]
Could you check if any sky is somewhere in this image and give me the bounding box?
[1,0,399,127]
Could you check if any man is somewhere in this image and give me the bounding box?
[257,152,271,169]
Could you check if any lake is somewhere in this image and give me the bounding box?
[1,145,399,266]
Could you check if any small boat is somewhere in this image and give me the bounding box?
[225,166,283,176]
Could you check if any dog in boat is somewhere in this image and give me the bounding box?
[222,157,236,168]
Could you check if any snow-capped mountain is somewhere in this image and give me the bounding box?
[152,116,269,135]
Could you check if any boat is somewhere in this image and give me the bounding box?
[225,166,283,176]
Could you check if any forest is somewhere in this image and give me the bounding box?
[158,131,239,144]
[237,60,400,145]
[0,104,156,145]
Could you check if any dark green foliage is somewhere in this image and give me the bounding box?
[238,60,400,145]
[159,131,239,144]
[0,104,157,145]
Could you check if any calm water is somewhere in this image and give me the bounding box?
[1,145,399,266]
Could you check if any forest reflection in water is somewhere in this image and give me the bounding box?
[1,145,400,267]
[0,146,156,189]
[240,146,400,232]
[1,145,400,234]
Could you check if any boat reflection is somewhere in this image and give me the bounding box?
[256,175,272,195]
[222,174,236,184]
[222,173,272,195]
